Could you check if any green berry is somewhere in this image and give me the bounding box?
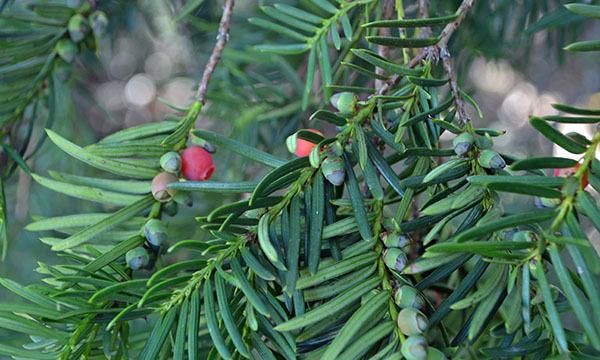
[321,156,345,186]
[56,39,77,63]
[382,231,409,248]
[68,14,89,42]
[325,141,343,157]
[401,336,428,360]
[330,92,357,115]
[160,151,181,173]
[394,285,424,309]
[397,307,428,336]
[452,133,474,156]
[143,219,168,250]
[126,247,149,270]
[478,149,505,170]
[383,248,407,272]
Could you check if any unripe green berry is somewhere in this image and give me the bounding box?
[478,149,505,170]
[330,92,357,115]
[143,219,168,250]
[151,172,178,202]
[160,151,181,173]
[382,231,409,249]
[68,14,89,42]
[394,285,424,309]
[383,248,407,272]
[56,39,77,63]
[397,307,428,336]
[325,141,343,158]
[452,133,474,156]
[321,156,345,186]
[89,11,108,36]
[401,336,428,360]
[126,247,149,270]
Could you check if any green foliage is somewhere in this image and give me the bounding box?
[0,1,599,359]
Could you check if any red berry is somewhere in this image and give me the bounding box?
[295,129,322,157]
[181,146,215,181]
[553,163,588,188]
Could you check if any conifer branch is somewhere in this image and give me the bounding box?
[195,0,235,104]
[379,0,474,96]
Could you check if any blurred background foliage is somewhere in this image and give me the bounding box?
[0,0,599,301]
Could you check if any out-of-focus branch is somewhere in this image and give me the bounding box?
[195,0,235,104]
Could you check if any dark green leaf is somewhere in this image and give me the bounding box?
[535,260,568,353]
[343,154,373,241]
[192,129,286,168]
[529,117,587,154]
[510,157,578,170]
[366,36,440,47]
[363,14,459,28]
[204,278,232,360]
[454,210,554,242]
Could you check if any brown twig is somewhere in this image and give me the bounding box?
[417,0,432,38]
[195,0,235,104]
[437,0,474,126]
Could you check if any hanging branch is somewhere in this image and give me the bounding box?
[438,0,474,126]
[195,0,235,104]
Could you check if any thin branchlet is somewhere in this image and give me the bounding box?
[438,0,475,126]
[195,0,235,104]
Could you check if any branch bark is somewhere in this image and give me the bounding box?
[437,0,474,126]
[195,0,235,104]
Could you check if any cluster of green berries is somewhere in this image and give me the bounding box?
[452,132,505,170]
[125,219,168,270]
[128,144,215,270]
[394,285,446,359]
[285,92,360,186]
[55,6,108,64]
[286,130,346,186]
[378,231,446,359]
